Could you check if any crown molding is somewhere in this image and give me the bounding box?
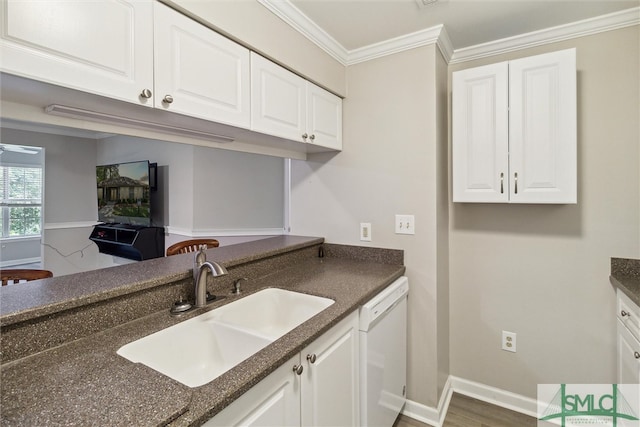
[259,1,638,66]
[347,24,451,65]
[257,0,349,64]
[450,6,640,64]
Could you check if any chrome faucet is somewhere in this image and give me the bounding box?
[194,246,227,307]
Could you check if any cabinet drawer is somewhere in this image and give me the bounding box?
[617,289,640,341]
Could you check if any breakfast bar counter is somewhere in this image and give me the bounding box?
[0,236,405,426]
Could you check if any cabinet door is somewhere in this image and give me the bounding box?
[301,311,359,427]
[617,320,640,384]
[153,2,250,128]
[0,0,153,106]
[202,355,300,427]
[306,83,343,150]
[452,62,509,202]
[251,53,306,142]
[509,48,576,204]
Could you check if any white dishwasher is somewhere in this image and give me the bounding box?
[359,276,409,427]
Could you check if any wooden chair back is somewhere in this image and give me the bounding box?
[1,269,53,286]
[166,238,220,256]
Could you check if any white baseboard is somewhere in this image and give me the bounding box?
[401,375,538,427]
[449,376,538,418]
[0,257,41,268]
[401,376,454,427]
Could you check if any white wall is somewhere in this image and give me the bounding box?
[449,26,640,398]
[290,44,449,409]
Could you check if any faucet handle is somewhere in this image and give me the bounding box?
[232,278,248,295]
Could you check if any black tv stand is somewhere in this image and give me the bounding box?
[90,224,165,261]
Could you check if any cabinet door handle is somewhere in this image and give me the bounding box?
[500,173,504,194]
[293,364,304,375]
[514,172,518,194]
[140,89,152,99]
[163,95,174,104]
[309,134,315,141]
[306,353,317,364]
[622,310,630,318]
[634,352,640,359]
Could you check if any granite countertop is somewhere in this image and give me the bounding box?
[610,257,640,306]
[1,236,405,426]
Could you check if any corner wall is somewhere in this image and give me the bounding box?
[290,44,449,409]
[449,25,640,399]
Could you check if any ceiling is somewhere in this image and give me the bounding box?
[287,0,638,53]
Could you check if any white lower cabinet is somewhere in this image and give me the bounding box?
[616,289,640,384]
[204,311,359,427]
[617,319,640,384]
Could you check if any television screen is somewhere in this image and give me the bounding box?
[96,160,151,226]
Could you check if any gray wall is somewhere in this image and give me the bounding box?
[0,128,285,275]
[290,44,450,408]
[97,135,285,235]
[0,128,97,268]
[448,26,640,398]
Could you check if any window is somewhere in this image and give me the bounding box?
[0,165,43,238]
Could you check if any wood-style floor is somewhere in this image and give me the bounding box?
[393,393,537,427]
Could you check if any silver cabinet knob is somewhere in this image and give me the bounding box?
[293,364,304,375]
[302,133,308,140]
[140,88,152,99]
[622,310,630,317]
[163,95,174,104]
[635,351,640,359]
[309,134,315,141]
[306,354,317,364]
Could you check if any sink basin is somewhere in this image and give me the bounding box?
[117,288,334,387]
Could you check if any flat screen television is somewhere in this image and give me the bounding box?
[96,160,151,227]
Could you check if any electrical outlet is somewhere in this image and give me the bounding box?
[502,331,516,353]
[360,223,372,241]
[395,214,415,235]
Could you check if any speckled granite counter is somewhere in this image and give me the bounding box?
[1,236,405,426]
[611,257,640,306]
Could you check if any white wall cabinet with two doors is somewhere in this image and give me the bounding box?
[452,48,576,204]
[251,53,343,151]
[0,0,341,152]
[203,311,359,427]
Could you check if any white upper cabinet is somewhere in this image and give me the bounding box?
[251,53,343,151]
[153,2,250,128]
[453,48,576,204]
[0,0,154,106]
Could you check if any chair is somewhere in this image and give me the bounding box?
[1,269,53,286]
[166,238,220,256]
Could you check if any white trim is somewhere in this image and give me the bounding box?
[449,376,539,418]
[259,1,638,66]
[257,0,348,64]
[44,221,100,230]
[166,227,285,237]
[450,7,640,63]
[0,256,41,268]
[284,159,291,234]
[347,25,448,65]
[401,376,454,427]
[399,376,540,427]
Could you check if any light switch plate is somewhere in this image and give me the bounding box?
[395,215,415,235]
